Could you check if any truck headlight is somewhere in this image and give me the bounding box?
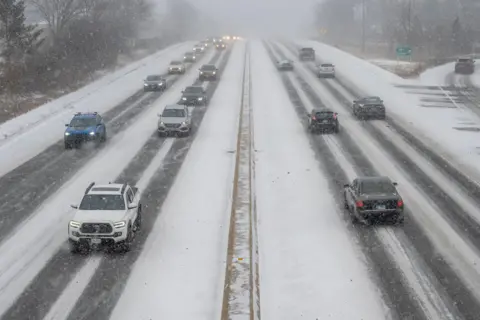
[65,132,70,136]
[89,131,95,135]
[69,221,80,228]
[114,221,126,228]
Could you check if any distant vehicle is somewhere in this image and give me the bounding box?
[179,85,208,106]
[168,60,186,74]
[143,74,167,92]
[184,52,197,62]
[215,42,226,50]
[307,108,339,133]
[455,57,475,74]
[212,37,220,43]
[157,104,191,137]
[223,35,231,40]
[299,47,315,61]
[201,40,209,48]
[199,64,218,81]
[68,182,142,253]
[317,63,335,78]
[352,96,386,120]
[64,112,107,149]
[276,59,294,71]
[193,45,205,54]
[343,176,404,225]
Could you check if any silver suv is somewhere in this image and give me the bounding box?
[157,104,191,137]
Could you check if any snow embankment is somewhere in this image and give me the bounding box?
[0,41,194,176]
[109,42,246,320]
[253,40,386,319]
[301,40,480,179]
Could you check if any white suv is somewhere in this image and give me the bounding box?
[68,182,142,253]
[317,63,335,78]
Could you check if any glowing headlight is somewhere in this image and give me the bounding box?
[181,121,186,126]
[89,131,95,135]
[114,221,126,228]
[200,72,204,74]
[213,71,216,74]
[182,97,187,100]
[198,97,203,101]
[159,121,165,126]
[65,132,70,136]
[69,221,80,228]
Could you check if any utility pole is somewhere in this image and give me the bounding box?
[361,0,365,53]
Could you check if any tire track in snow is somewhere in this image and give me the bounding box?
[63,48,234,320]
[0,51,223,320]
[277,41,480,319]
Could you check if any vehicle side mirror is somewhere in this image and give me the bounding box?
[306,112,311,117]
[353,100,357,103]
[157,113,161,117]
[181,90,184,93]
[65,124,69,127]
[344,184,350,188]
[392,182,398,186]
[70,204,78,209]
[128,204,138,209]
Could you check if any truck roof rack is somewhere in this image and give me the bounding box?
[85,182,95,194]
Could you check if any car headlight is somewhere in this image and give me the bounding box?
[65,132,70,136]
[213,71,216,74]
[89,131,95,135]
[69,221,80,228]
[144,83,148,86]
[181,121,187,126]
[182,97,187,100]
[198,97,203,101]
[200,72,204,74]
[114,221,126,228]
[159,121,165,127]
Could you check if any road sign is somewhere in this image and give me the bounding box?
[396,46,412,57]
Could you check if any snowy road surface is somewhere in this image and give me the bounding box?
[1,38,480,320]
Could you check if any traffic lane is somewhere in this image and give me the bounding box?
[65,47,233,320]
[0,53,218,244]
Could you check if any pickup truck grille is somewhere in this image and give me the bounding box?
[80,223,112,234]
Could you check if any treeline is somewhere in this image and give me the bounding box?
[315,0,480,61]
[0,0,156,94]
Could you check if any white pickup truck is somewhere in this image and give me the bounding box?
[68,182,142,253]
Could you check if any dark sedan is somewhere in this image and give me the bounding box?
[277,60,294,71]
[178,86,208,106]
[143,75,167,92]
[198,64,218,81]
[307,108,339,133]
[343,176,404,225]
[352,96,386,120]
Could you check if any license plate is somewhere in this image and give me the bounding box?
[91,238,101,244]
[375,204,386,210]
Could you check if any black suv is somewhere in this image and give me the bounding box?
[307,108,339,133]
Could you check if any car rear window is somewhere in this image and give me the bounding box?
[360,180,396,194]
[321,64,333,67]
[315,111,334,119]
[301,48,314,52]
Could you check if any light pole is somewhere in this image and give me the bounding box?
[361,0,365,53]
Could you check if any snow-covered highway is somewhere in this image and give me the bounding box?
[1,38,480,320]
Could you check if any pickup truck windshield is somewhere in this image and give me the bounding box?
[79,194,125,210]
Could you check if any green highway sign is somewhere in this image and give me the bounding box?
[396,46,412,56]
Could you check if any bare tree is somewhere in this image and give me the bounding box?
[28,0,83,39]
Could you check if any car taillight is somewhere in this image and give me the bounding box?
[355,200,363,207]
[333,113,337,120]
[311,115,316,120]
[397,199,404,208]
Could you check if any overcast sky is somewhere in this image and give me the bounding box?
[151,0,318,37]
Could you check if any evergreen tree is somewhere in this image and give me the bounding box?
[0,0,43,61]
